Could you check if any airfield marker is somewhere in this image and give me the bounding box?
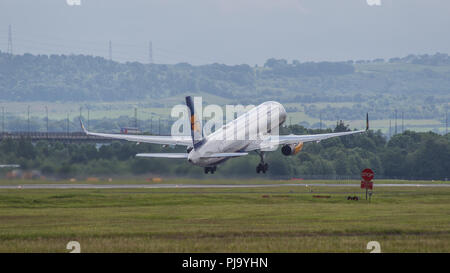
[361,168,374,200]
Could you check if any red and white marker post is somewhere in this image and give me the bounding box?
[361,168,374,200]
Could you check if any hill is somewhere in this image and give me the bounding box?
[0,51,449,122]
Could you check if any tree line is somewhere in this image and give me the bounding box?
[1,123,448,180]
[1,51,449,121]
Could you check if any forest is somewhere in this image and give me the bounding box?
[1,51,449,121]
[1,123,448,180]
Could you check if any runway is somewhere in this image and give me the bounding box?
[0,183,449,189]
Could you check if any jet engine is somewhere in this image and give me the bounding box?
[281,142,303,156]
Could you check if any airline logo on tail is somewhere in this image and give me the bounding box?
[190,114,201,133]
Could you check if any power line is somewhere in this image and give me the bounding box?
[7,24,13,54]
[148,40,153,64]
[45,106,49,135]
[3,31,224,64]
[134,107,138,128]
[389,119,391,139]
[109,40,112,61]
[319,112,322,130]
[27,105,30,133]
[2,107,4,133]
[446,107,448,135]
[394,109,397,135]
[4,35,216,64]
[401,111,404,133]
[67,112,70,134]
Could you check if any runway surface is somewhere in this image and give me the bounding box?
[1,183,449,189]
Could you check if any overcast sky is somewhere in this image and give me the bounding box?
[1,0,449,65]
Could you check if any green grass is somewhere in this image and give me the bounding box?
[0,181,449,252]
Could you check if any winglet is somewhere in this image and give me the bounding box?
[366,112,369,131]
[80,118,88,134]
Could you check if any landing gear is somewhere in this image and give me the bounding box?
[256,163,268,174]
[204,166,217,174]
[255,151,269,174]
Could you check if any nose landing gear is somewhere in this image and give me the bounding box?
[255,151,269,174]
[204,166,217,174]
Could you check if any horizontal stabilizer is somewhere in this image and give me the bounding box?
[136,153,188,158]
[0,164,20,168]
[201,152,248,158]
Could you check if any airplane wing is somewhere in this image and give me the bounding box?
[80,120,193,146]
[272,129,366,146]
[201,152,248,158]
[261,113,369,147]
[135,152,248,159]
[136,153,189,158]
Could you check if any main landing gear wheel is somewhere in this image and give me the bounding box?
[255,151,268,174]
[256,163,268,174]
[204,166,217,174]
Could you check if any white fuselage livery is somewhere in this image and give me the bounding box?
[187,101,287,167]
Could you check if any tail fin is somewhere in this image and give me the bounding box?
[185,96,203,148]
[366,112,369,131]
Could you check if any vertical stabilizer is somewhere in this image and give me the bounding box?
[185,96,203,148]
[366,112,369,131]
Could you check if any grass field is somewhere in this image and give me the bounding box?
[0,179,449,253]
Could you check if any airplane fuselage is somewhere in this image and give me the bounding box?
[187,101,287,167]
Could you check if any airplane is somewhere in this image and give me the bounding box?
[80,96,369,174]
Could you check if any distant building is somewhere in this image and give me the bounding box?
[120,127,141,134]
